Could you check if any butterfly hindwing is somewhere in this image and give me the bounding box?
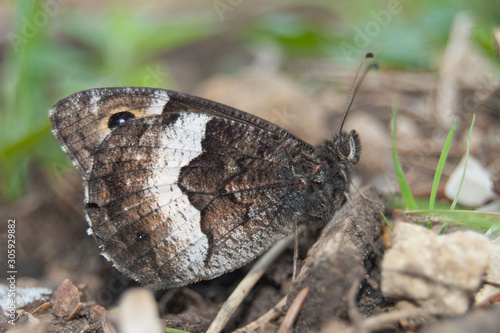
[85,110,317,288]
[50,87,360,289]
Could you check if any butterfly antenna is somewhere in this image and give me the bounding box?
[338,52,377,136]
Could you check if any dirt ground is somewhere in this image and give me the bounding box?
[2,11,500,333]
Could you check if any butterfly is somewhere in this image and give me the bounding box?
[49,85,361,289]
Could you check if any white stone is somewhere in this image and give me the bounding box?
[445,155,494,207]
[116,288,163,333]
[381,223,491,315]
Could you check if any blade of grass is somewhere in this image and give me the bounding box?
[381,211,394,232]
[165,328,192,333]
[407,209,500,232]
[450,114,475,210]
[428,119,456,228]
[391,100,417,211]
[440,114,476,234]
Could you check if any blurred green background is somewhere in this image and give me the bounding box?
[1,0,499,201]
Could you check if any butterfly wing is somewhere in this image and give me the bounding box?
[51,88,324,288]
[50,87,171,178]
[87,112,322,288]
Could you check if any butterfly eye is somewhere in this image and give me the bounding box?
[108,112,136,129]
[338,141,351,157]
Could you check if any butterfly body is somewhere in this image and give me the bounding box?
[50,87,360,288]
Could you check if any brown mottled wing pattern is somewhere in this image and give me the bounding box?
[86,112,320,288]
[49,87,171,178]
[50,88,325,289]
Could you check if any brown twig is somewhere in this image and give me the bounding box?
[277,287,309,333]
[475,292,500,309]
[233,296,287,332]
[207,237,292,333]
[483,279,500,289]
[360,307,438,331]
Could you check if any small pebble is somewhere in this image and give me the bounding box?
[445,155,494,207]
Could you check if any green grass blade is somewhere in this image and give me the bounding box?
[391,101,417,210]
[407,209,500,232]
[440,114,476,234]
[428,119,456,228]
[428,119,455,210]
[450,114,475,210]
[165,328,192,333]
[381,211,394,232]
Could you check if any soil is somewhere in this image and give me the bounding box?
[2,6,500,331]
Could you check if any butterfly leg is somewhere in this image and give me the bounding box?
[292,213,299,284]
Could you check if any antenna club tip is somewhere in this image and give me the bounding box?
[365,52,374,58]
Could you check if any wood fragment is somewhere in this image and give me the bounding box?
[207,237,292,333]
[233,296,287,332]
[66,302,83,321]
[277,287,309,333]
[360,307,437,332]
[32,302,51,314]
[287,188,386,332]
[483,279,500,289]
[475,291,500,309]
[435,12,473,126]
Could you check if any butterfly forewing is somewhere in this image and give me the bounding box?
[50,87,357,289]
[50,88,171,177]
[84,110,318,288]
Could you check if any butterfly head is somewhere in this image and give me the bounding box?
[312,130,360,215]
[333,130,361,166]
[330,52,372,167]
